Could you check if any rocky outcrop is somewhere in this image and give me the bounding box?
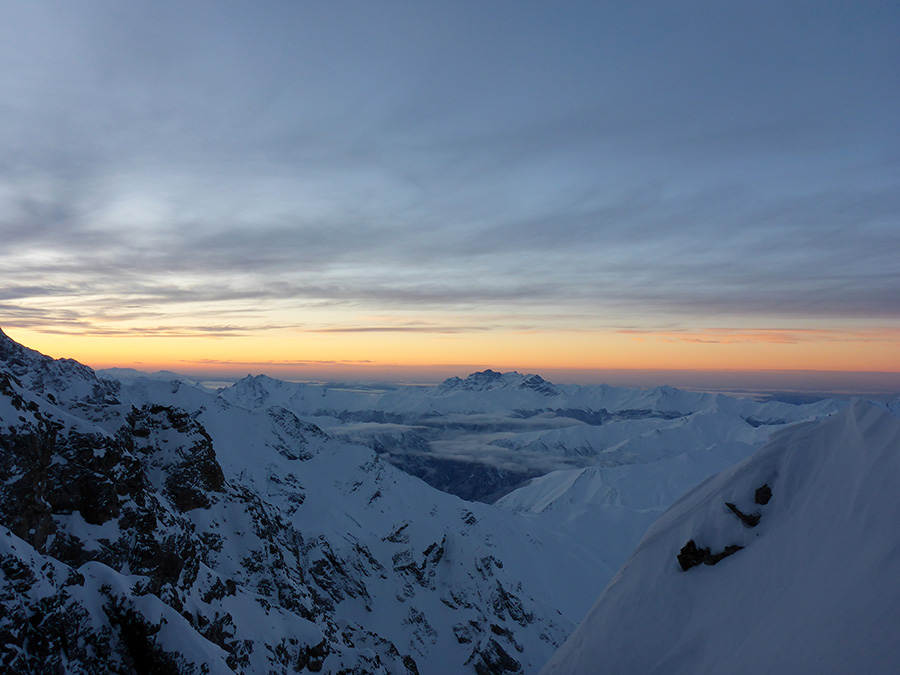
[125,404,225,511]
[725,502,761,527]
[676,540,744,571]
[677,484,774,571]
[755,484,772,505]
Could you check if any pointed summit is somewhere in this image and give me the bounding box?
[519,373,559,396]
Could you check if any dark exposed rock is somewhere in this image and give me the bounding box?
[492,581,533,627]
[126,405,225,513]
[725,502,761,527]
[306,537,369,604]
[755,484,773,505]
[394,537,446,588]
[677,540,744,571]
[201,578,230,603]
[296,639,328,671]
[519,374,559,397]
[743,416,788,428]
[0,428,57,549]
[384,522,411,543]
[403,605,438,647]
[454,620,480,644]
[402,653,421,674]
[468,637,524,675]
[0,567,105,674]
[105,598,183,675]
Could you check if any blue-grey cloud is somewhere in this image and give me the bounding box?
[1,1,898,335]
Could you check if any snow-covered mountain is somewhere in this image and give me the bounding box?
[540,398,900,674]
[3,327,876,673]
[219,371,842,502]
[97,367,188,382]
[3,328,644,674]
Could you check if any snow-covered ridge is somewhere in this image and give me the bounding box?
[97,367,186,382]
[0,327,120,406]
[541,399,900,674]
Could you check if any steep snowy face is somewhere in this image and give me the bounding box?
[541,400,900,675]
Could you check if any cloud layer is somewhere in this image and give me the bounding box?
[1,2,898,346]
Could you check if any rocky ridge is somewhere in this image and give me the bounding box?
[0,329,578,674]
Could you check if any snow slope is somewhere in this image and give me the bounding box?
[541,399,900,675]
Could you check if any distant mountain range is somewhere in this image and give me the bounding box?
[218,369,842,503]
[3,327,897,673]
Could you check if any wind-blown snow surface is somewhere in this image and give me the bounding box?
[541,399,900,675]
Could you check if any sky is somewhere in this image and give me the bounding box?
[1,1,898,390]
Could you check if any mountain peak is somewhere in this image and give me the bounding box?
[0,325,49,371]
[0,325,118,404]
[519,373,559,396]
[437,369,559,395]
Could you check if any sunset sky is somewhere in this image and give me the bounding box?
[1,2,898,390]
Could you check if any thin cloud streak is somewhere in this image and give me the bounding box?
[309,326,491,334]
[187,358,375,367]
[3,171,898,325]
[618,327,900,345]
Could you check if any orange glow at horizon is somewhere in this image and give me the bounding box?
[7,324,900,379]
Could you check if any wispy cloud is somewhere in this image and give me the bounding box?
[188,358,374,367]
[619,327,900,345]
[309,325,491,334]
[0,2,898,349]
